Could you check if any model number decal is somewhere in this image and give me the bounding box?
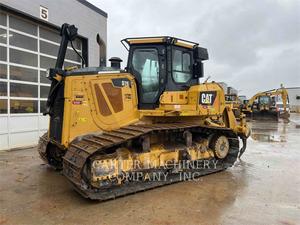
[112,78,131,88]
[199,91,217,105]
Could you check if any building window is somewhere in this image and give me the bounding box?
[10,99,38,113]
[0,81,7,96]
[66,48,81,62]
[0,64,7,79]
[10,66,38,82]
[0,12,7,26]
[69,38,82,50]
[9,48,38,67]
[40,40,59,57]
[9,31,37,51]
[40,86,50,98]
[10,83,38,98]
[40,100,47,113]
[0,46,7,61]
[0,99,8,114]
[40,55,56,69]
[9,16,37,36]
[40,70,50,84]
[40,26,60,43]
[0,28,7,44]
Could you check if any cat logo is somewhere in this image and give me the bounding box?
[199,91,217,105]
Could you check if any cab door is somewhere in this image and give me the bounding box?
[128,45,166,109]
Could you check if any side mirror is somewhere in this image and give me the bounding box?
[194,47,209,61]
[193,61,203,78]
[193,47,208,78]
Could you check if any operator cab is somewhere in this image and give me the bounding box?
[123,37,209,109]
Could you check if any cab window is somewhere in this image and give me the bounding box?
[172,49,192,83]
[259,96,270,104]
[132,48,160,102]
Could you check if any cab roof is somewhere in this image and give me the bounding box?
[122,36,199,49]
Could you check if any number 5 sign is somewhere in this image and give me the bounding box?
[40,6,48,21]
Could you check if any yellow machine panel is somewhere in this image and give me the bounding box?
[61,73,139,147]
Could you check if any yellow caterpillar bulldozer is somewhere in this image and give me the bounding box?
[225,93,241,118]
[38,24,250,200]
[242,87,290,121]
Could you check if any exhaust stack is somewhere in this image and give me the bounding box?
[109,57,122,69]
[96,34,106,67]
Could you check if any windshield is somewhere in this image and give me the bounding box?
[239,96,246,102]
[172,49,192,83]
[132,48,160,103]
[259,96,270,104]
[225,95,237,101]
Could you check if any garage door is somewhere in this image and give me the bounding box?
[0,11,83,150]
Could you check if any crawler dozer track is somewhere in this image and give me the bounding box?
[61,122,241,200]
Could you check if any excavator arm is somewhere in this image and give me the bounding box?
[282,89,288,112]
[246,87,289,112]
[265,88,289,112]
[245,92,264,112]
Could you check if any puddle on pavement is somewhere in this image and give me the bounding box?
[249,120,289,142]
[234,159,254,168]
[251,133,286,142]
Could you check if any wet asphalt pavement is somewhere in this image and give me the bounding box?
[0,114,299,225]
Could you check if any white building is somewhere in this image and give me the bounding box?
[0,0,107,150]
[286,87,300,112]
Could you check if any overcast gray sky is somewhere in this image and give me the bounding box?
[88,0,300,97]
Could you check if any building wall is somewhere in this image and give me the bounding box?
[218,82,227,93]
[1,0,107,66]
[227,87,238,95]
[287,87,300,112]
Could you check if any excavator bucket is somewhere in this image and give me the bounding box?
[279,111,290,121]
[251,111,279,121]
